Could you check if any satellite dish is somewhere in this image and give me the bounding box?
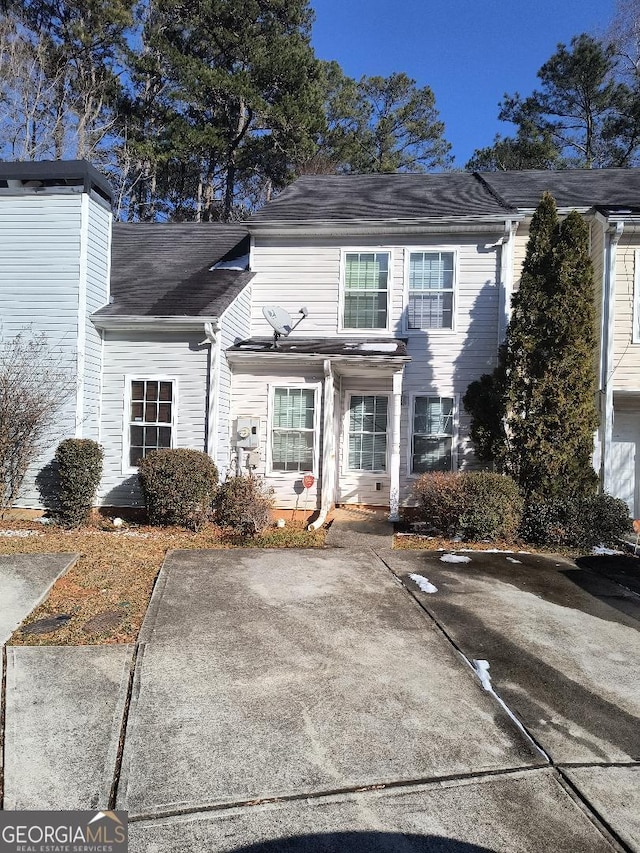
[263,305,293,336]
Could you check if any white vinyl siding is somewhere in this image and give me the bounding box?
[271,387,316,472]
[411,396,454,473]
[347,395,388,471]
[407,251,455,329]
[218,282,252,478]
[99,332,208,506]
[250,232,505,505]
[0,193,111,506]
[342,251,390,330]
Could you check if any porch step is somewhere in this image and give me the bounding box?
[325,507,394,550]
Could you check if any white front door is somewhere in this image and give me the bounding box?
[610,440,636,516]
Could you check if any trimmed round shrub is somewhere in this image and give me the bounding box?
[138,448,218,529]
[459,472,523,541]
[55,439,103,528]
[215,474,274,536]
[582,493,633,546]
[412,471,466,536]
[520,493,632,548]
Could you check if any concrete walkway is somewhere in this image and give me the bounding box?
[325,506,394,549]
[0,553,78,644]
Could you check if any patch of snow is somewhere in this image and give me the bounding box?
[592,545,624,556]
[0,529,42,537]
[112,517,124,528]
[408,573,438,594]
[470,658,550,761]
[36,517,53,525]
[210,253,250,271]
[440,553,471,563]
[357,342,398,353]
[506,557,522,564]
[472,659,492,691]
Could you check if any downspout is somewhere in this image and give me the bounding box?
[600,220,624,492]
[308,358,335,530]
[202,321,220,460]
[388,368,404,521]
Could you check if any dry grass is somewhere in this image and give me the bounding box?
[1,519,326,647]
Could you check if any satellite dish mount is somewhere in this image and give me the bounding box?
[262,305,308,348]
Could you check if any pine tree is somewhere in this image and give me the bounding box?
[464,193,599,502]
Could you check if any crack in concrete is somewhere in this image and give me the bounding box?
[125,765,552,824]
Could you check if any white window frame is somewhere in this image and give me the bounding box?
[266,382,321,476]
[407,393,459,477]
[633,248,640,344]
[402,247,458,334]
[338,248,392,334]
[122,375,178,475]
[341,392,390,475]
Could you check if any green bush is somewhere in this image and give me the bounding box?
[215,474,274,536]
[413,470,522,541]
[138,448,218,529]
[520,493,632,548]
[412,471,465,536]
[459,472,523,541]
[55,439,103,528]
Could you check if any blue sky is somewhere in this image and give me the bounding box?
[310,0,617,167]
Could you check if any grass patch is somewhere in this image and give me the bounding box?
[1,519,326,646]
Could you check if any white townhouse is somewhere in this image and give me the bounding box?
[2,162,640,521]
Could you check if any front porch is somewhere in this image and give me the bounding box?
[226,337,410,526]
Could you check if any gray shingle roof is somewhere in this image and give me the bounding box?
[248,174,516,223]
[93,223,251,319]
[478,168,640,211]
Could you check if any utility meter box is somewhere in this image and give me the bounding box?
[235,417,260,449]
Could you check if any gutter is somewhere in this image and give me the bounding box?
[91,315,219,332]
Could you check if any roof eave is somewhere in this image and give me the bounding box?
[226,349,411,367]
[91,314,219,332]
[247,214,522,237]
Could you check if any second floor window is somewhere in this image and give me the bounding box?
[343,252,389,330]
[408,251,455,329]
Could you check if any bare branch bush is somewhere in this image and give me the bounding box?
[0,333,75,516]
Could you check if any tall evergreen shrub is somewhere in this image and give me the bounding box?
[464,193,599,502]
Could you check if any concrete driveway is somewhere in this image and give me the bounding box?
[116,548,631,852]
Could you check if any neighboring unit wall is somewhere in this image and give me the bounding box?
[82,197,112,441]
[98,331,209,506]
[511,223,529,295]
[611,229,640,390]
[218,283,252,478]
[0,192,109,506]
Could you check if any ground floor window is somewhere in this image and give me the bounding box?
[129,379,174,466]
[412,396,454,473]
[348,395,388,471]
[271,387,316,472]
